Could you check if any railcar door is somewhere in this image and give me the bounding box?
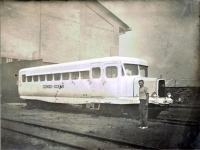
[79,69,91,98]
[18,71,27,96]
[103,63,119,97]
[91,63,102,97]
[70,71,80,97]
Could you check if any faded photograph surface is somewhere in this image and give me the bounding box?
[1,0,200,149]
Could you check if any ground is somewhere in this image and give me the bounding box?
[1,103,200,149]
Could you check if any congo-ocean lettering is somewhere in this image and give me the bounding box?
[54,85,64,89]
[43,84,64,89]
[43,85,52,89]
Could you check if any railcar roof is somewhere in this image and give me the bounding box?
[19,57,148,74]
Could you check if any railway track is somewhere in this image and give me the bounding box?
[168,104,200,109]
[1,117,155,149]
[150,117,199,127]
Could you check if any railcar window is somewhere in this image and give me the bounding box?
[80,71,89,79]
[139,65,148,77]
[62,73,69,80]
[40,75,45,81]
[54,73,60,81]
[33,75,38,82]
[92,68,101,78]
[106,66,118,78]
[71,72,79,80]
[27,76,32,82]
[124,64,138,76]
[47,74,53,81]
[22,75,26,82]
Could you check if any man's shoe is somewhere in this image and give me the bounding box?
[141,126,148,129]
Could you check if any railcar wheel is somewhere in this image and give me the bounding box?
[148,104,166,119]
[26,100,38,109]
[26,100,33,109]
[128,106,140,119]
[149,109,162,119]
[34,101,44,109]
[38,102,45,109]
[110,105,122,117]
[95,108,104,115]
[82,104,86,109]
[95,105,104,116]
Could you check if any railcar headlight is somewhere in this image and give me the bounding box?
[167,92,171,98]
[151,92,157,98]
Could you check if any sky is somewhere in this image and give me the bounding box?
[100,0,200,80]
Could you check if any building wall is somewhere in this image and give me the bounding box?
[1,2,40,60]
[41,1,116,63]
[40,2,82,63]
[83,5,114,59]
[1,1,122,63]
[1,59,53,103]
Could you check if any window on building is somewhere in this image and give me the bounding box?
[54,73,61,81]
[40,75,45,81]
[71,72,79,80]
[22,75,26,82]
[6,58,13,63]
[62,73,69,80]
[47,74,53,81]
[106,66,118,78]
[33,75,38,82]
[27,76,32,82]
[92,68,101,78]
[80,71,89,79]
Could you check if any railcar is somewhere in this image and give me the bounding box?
[18,57,173,117]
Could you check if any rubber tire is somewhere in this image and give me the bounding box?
[128,106,140,119]
[95,107,104,115]
[110,105,122,117]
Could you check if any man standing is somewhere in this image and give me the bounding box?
[138,80,149,129]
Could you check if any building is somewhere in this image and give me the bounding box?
[1,1,131,103]
[1,1,131,63]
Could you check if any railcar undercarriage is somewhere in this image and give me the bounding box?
[25,99,168,119]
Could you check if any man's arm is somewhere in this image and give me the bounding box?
[146,93,149,106]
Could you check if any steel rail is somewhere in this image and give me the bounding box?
[157,117,199,124]
[168,104,200,109]
[1,117,156,149]
[1,127,86,149]
[149,118,199,127]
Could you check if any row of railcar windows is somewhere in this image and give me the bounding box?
[22,67,118,82]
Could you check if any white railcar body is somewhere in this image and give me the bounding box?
[18,57,173,106]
